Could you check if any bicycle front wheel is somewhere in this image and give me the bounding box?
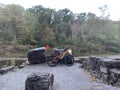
[47,55,57,67]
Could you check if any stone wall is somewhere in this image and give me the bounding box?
[82,56,120,87]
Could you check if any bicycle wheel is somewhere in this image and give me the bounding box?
[64,55,74,66]
[47,55,57,67]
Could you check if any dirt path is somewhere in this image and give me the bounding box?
[0,63,120,90]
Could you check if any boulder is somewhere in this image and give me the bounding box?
[28,47,46,64]
[25,72,54,90]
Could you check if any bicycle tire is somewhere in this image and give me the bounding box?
[47,55,57,67]
[64,55,74,66]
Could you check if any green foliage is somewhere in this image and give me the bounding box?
[0,4,26,44]
[0,4,120,57]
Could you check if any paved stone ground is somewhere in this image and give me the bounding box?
[0,63,120,90]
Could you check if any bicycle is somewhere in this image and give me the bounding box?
[46,48,74,67]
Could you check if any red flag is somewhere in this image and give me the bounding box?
[45,45,50,51]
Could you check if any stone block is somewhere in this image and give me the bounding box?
[101,73,109,83]
[0,66,15,74]
[109,68,120,81]
[18,61,28,69]
[99,58,120,69]
[25,72,54,90]
[100,58,114,68]
[89,56,101,71]
[100,66,110,74]
[79,57,88,63]
[82,59,90,70]
[89,58,96,70]
[112,60,120,68]
[110,69,120,76]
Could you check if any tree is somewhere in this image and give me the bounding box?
[23,11,36,45]
[98,5,110,20]
[26,5,56,46]
[52,8,73,45]
[71,13,87,44]
[0,4,26,44]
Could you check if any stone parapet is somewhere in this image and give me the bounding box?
[82,56,120,87]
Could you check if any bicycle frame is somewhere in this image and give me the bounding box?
[52,50,68,62]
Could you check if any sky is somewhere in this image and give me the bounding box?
[0,0,120,21]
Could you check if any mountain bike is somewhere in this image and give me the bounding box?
[46,48,74,67]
